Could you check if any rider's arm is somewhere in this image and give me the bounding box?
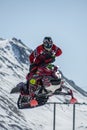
[29,52,35,64]
[52,44,62,57]
[29,45,44,64]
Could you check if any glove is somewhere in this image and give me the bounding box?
[52,54,55,59]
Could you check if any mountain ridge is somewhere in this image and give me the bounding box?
[60,71,87,96]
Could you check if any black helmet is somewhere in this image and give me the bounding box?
[43,37,53,51]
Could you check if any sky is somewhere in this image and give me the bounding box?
[0,0,87,91]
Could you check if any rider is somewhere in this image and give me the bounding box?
[27,36,62,79]
[26,37,62,97]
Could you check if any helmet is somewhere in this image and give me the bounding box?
[43,37,53,51]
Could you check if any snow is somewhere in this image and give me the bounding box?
[0,38,87,130]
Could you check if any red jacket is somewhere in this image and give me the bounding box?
[29,44,62,64]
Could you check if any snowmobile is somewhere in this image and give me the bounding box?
[11,63,77,109]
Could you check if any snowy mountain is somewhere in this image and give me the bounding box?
[0,38,87,130]
[60,71,87,97]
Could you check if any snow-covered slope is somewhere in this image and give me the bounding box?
[0,38,87,130]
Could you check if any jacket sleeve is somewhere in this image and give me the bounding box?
[29,52,35,64]
[55,47,62,56]
[53,44,62,57]
[29,45,43,64]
